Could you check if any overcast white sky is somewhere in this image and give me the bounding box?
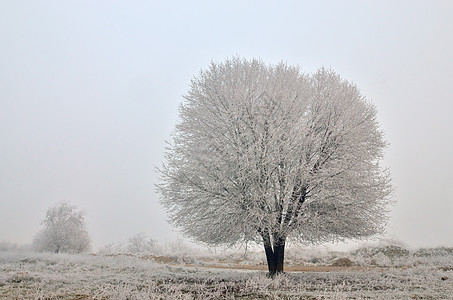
[1,1,452,250]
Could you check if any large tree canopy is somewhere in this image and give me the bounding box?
[158,58,392,275]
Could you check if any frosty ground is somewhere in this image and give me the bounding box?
[1,245,452,299]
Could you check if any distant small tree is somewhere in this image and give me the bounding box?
[158,58,393,276]
[0,241,18,251]
[127,233,157,253]
[33,202,91,253]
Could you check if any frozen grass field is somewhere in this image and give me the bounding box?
[1,245,452,299]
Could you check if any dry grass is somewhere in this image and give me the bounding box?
[1,248,452,299]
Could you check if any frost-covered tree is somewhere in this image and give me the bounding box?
[33,202,91,253]
[158,58,392,275]
[127,233,157,253]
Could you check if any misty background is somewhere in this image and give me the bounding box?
[1,1,452,250]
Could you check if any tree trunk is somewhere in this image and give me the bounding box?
[263,235,286,277]
[274,239,285,274]
[264,242,276,274]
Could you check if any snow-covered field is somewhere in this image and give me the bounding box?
[1,246,452,299]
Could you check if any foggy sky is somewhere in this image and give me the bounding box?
[1,1,452,249]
